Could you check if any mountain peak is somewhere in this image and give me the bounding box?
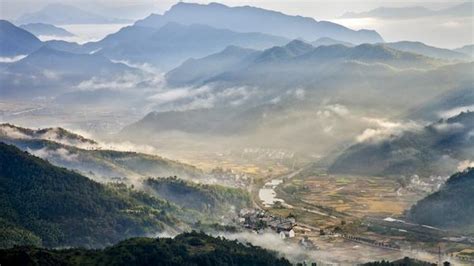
[0,19,42,56]
[284,39,314,53]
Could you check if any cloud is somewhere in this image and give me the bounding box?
[326,104,349,116]
[110,59,159,74]
[27,147,78,162]
[457,160,474,172]
[438,105,474,119]
[432,122,464,133]
[0,125,31,139]
[294,88,305,100]
[356,118,421,143]
[148,87,203,104]
[76,73,150,91]
[148,85,255,111]
[42,70,60,80]
[96,140,159,155]
[0,55,26,63]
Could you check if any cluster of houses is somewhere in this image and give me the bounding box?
[238,208,295,237]
[237,208,317,249]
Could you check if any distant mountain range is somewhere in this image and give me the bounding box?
[312,37,353,47]
[454,44,474,57]
[0,20,41,57]
[84,22,289,70]
[15,3,131,25]
[121,40,473,155]
[342,2,473,19]
[384,41,469,61]
[329,111,474,178]
[166,40,442,88]
[135,2,383,44]
[408,168,474,232]
[0,45,136,99]
[20,23,74,37]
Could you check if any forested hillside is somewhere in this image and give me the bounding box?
[408,168,474,231]
[0,231,291,266]
[144,177,251,217]
[0,142,183,248]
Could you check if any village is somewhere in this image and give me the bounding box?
[236,208,318,250]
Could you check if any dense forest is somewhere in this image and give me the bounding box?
[144,177,251,217]
[0,231,291,266]
[408,168,474,231]
[0,142,184,248]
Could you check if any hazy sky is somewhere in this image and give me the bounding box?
[0,0,472,48]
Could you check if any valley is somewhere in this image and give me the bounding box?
[1,1,473,265]
[250,167,474,264]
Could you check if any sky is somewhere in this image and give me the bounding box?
[0,0,472,48]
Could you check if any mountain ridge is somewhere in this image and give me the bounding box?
[135,2,383,44]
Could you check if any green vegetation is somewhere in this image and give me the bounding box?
[408,168,474,231]
[0,231,291,266]
[0,123,205,182]
[144,177,251,217]
[363,257,436,266]
[0,142,182,248]
[330,111,474,178]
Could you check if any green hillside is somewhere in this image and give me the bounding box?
[0,142,183,248]
[144,177,251,217]
[0,231,291,266]
[329,111,474,177]
[0,123,205,183]
[408,168,474,231]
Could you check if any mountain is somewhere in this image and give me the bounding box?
[166,45,259,87]
[329,112,474,178]
[341,2,473,19]
[84,22,289,70]
[19,23,74,37]
[408,86,474,121]
[454,44,474,57]
[144,177,251,217]
[42,40,85,54]
[166,40,441,88]
[0,20,41,57]
[135,2,383,44]
[123,42,472,155]
[0,231,291,266]
[0,124,206,183]
[384,41,469,61]
[312,37,353,47]
[0,46,137,99]
[408,168,474,231]
[16,3,130,25]
[0,142,183,248]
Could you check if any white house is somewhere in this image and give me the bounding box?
[279,229,295,239]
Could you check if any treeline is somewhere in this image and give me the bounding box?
[0,231,291,266]
[363,257,436,266]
